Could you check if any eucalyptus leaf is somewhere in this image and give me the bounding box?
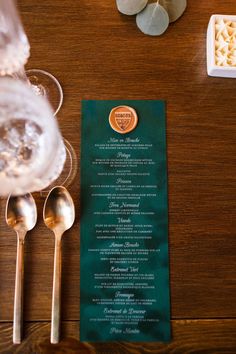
[116,0,148,16]
[159,0,187,23]
[136,2,169,36]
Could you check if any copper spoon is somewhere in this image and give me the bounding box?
[6,193,37,344]
[43,186,75,344]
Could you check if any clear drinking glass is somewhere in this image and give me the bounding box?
[0,77,66,196]
[39,139,78,196]
[0,0,63,115]
[0,0,29,76]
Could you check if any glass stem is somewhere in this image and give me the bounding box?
[12,67,46,97]
[12,66,30,84]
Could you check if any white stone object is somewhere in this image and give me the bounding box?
[116,0,148,16]
[159,0,187,23]
[136,2,169,36]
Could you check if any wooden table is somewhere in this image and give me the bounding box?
[0,0,236,352]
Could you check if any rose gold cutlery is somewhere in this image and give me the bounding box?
[43,186,75,344]
[6,193,37,344]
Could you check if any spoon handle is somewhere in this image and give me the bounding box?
[13,237,24,344]
[51,237,62,344]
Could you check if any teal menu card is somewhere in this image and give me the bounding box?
[80,100,171,342]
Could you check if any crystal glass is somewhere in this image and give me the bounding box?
[0,0,63,115]
[0,78,66,196]
[0,0,30,76]
[25,69,63,116]
[39,139,77,196]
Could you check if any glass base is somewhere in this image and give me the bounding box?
[26,69,63,116]
[39,139,77,197]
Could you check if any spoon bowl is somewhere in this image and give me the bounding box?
[43,186,75,236]
[6,193,37,233]
[5,193,37,344]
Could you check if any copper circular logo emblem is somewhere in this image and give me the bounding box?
[109,106,138,134]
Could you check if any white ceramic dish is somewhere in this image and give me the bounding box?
[207,14,236,78]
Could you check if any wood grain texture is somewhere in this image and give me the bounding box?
[0,320,236,354]
[0,0,236,351]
